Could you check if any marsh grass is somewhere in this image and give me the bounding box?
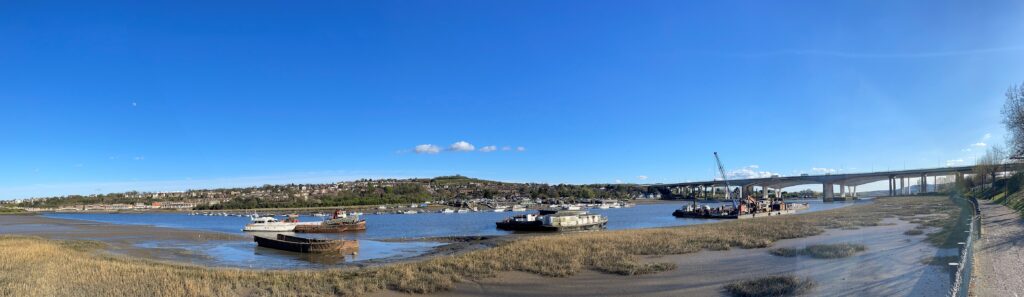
[904,229,924,236]
[0,196,966,296]
[0,207,28,214]
[769,244,866,259]
[723,275,814,297]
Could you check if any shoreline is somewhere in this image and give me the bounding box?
[0,214,465,269]
[30,199,681,214]
[0,196,967,296]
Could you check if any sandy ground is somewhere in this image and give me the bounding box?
[974,200,1024,297]
[0,214,244,263]
[376,218,953,297]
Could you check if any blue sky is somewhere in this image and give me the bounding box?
[2,0,1024,199]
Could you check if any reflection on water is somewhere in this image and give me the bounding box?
[44,199,861,269]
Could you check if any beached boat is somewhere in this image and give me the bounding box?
[294,210,367,233]
[441,208,455,213]
[253,234,358,253]
[511,205,527,212]
[456,208,470,213]
[496,210,607,232]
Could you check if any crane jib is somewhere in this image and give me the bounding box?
[713,152,738,209]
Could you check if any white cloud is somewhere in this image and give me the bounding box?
[479,145,497,152]
[983,133,992,140]
[413,144,440,154]
[971,142,987,148]
[961,148,972,152]
[515,146,526,152]
[727,165,777,179]
[133,156,145,161]
[501,146,512,151]
[614,179,623,184]
[811,167,837,174]
[637,175,648,180]
[946,159,965,166]
[449,141,475,152]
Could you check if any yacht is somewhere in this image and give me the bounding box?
[243,215,308,232]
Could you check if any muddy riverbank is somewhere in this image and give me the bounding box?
[378,218,954,297]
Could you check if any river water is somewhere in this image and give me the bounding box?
[43,199,863,269]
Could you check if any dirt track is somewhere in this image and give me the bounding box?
[974,200,1024,297]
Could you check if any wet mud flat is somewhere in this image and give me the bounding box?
[376,218,954,297]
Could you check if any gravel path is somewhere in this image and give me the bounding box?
[974,200,1024,297]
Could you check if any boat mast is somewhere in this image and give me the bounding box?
[713,152,736,208]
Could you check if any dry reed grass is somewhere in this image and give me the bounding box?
[0,196,963,296]
[723,275,815,297]
[769,243,867,259]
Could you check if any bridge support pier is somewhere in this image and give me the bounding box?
[823,183,834,201]
[921,174,928,193]
[888,176,895,196]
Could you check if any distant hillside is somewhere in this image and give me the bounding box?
[14,175,662,210]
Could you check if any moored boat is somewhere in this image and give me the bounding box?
[294,210,367,233]
[253,234,358,253]
[672,197,799,219]
[496,210,607,232]
[243,215,312,232]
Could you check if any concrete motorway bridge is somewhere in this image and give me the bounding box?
[649,164,1024,201]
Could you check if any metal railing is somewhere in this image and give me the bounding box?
[949,195,980,297]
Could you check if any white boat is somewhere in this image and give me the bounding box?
[350,212,364,216]
[493,207,507,212]
[243,216,308,232]
[403,210,417,215]
[597,204,610,209]
[511,205,527,212]
[312,213,327,217]
[562,205,581,211]
[441,208,455,214]
[456,209,470,213]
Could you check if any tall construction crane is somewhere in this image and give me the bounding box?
[713,152,737,209]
